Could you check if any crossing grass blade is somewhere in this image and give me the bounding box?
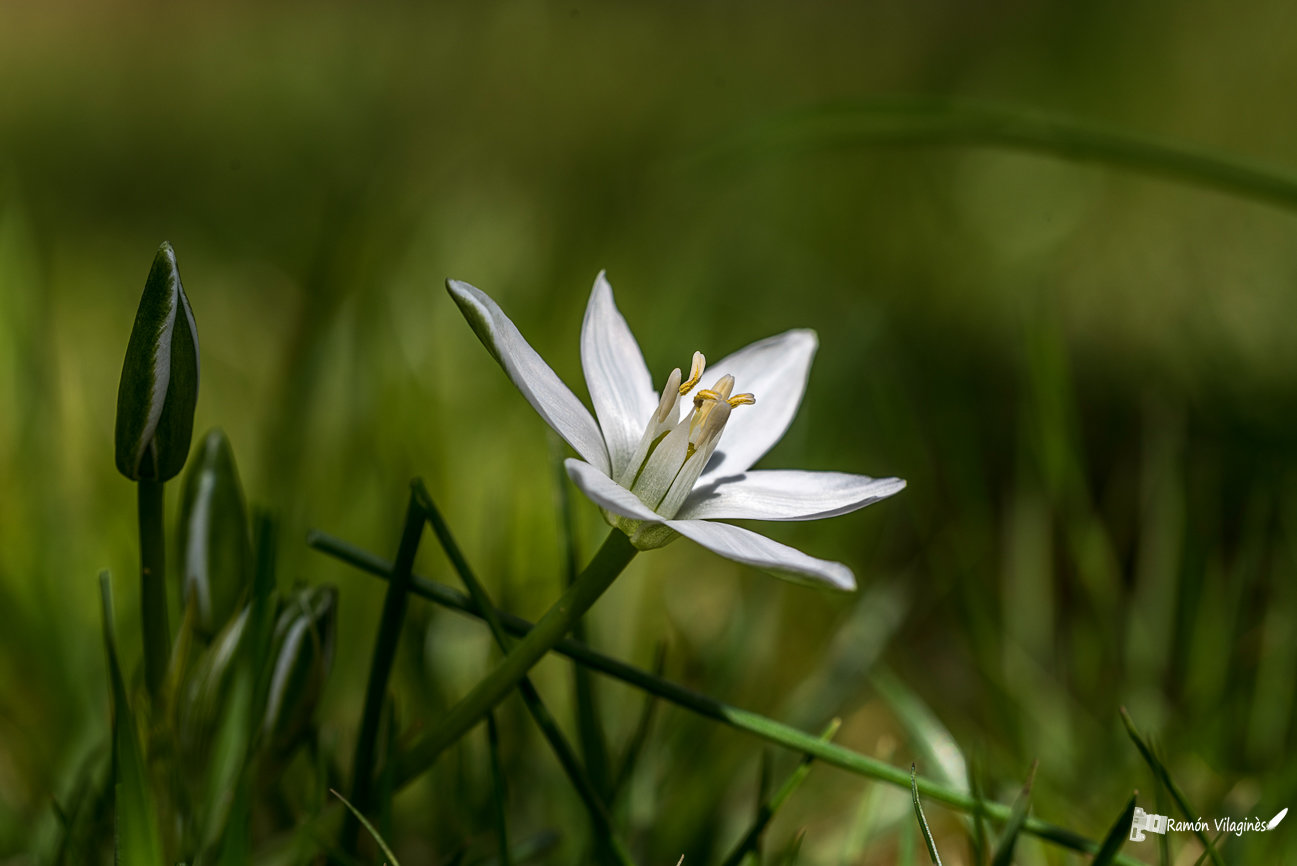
[332,788,402,866]
[719,720,841,866]
[413,481,636,866]
[1091,793,1136,866]
[98,571,164,866]
[989,761,1036,866]
[911,764,943,866]
[1120,708,1222,866]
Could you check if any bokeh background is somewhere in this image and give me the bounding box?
[3,1,1297,862]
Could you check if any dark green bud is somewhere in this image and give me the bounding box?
[114,242,199,482]
[262,585,337,755]
[178,428,252,638]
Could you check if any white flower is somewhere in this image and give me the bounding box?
[447,273,905,591]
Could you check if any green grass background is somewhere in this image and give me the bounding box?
[2,1,1296,862]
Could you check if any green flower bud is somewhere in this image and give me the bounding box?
[262,585,337,755]
[114,242,200,482]
[177,605,249,764]
[178,428,252,638]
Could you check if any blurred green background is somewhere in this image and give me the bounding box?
[3,1,1297,862]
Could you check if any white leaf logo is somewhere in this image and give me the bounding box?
[1268,807,1288,830]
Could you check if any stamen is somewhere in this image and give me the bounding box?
[727,393,755,407]
[693,388,721,408]
[679,351,706,395]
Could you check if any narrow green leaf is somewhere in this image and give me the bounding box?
[1092,793,1136,866]
[99,571,164,866]
[911,764,943,866]
[1120,708,1222,866]
[486,713,512,866]
[332,789,402,866]
[115,241,199,482]
[342,484,423,858]
[178,428,252,638]
[989,760,1036,866]
[720,720,840,866]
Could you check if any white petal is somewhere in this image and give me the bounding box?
[448,280,609,474]
[565,458,662,523]
[665,518,856,591]
[699,329,817,481]
[581,272,656,478]
[677,471,906,521]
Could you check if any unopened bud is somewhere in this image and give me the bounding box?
[114,242,199,482]
[262,585,337,754]
[178,428,251,638]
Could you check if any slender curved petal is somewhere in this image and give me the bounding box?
[565,458,661,522]
[581,273,656,478]
[699,329,817,481]
[665,518,856,591]
[678,471,906,522]
[448,279,610,475]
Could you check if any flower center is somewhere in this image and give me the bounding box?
[615,351,755,519]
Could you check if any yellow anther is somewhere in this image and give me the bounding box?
[679,351,706,395]
[693,388,721,408]
[727,393,756,407]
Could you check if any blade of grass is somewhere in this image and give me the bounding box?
[706,97,1297,215]
[1120,708,1222,865]
[719,720,840,866]
[414,481,635,866]
[1192,832,1227,866]
[332,788,402,866]
[1091,793,1136,866]
[308,530,1147,866]
[911,764,943,866]
[342,483,425,856]
[989,760,1036,866]
[966,761,989,866]
[98,571,164,866]
[486,713,511,866]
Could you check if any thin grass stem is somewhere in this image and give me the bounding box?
[341,483,426,856]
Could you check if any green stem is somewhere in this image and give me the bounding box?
[551,439,611,799]
[390,529,637,790]
[307,530,1146,866]
[137,478,169,700]
[341,483,425,857]
[417,483,635,866]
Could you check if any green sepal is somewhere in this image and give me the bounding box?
[115,241,200,482]
[178,428,251,638]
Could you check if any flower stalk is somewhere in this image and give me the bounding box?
[391,529,637,789]
[137,478,169,698]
